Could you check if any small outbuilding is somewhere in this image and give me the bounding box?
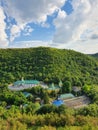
[52,99,64,106]
[72,86,82,96]
[22,92,32,98]
[73,86,81,92]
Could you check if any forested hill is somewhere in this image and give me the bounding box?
[0,47,98,86]
[90,53,98,59]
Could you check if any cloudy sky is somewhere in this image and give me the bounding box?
[0,0,98,53]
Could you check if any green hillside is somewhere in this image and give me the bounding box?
[0,47,98,86]
[0,47,98,130]
[90,53,98,59]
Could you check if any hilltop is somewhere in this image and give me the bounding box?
[0,47,98,86]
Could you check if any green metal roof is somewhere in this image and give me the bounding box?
[59,93,74,99]
[14,80,39,85]
[23,92,31,97]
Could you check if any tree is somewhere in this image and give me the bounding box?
[36,104,57,114]
[41,91,49,104]
[62,81,72,93]
[82,84,91,94]
[57,105,66,115]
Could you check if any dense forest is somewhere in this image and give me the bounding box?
[0,84,98,130]
[0,47,98,86]
[0,47,98,130]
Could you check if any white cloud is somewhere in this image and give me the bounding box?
[0,7,8,47]
[23,25,34,36]
[72,40,98,54]
[5,0,66,24]
[53,0,98,52]
[9,40,50,48]
[3,0,66,43]
[10,25,21,42]
[55,39,98,54]
[41,23,50,28]
[9,24,34,41]
[54,10,67,29]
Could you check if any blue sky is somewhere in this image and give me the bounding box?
[0,0,98,53]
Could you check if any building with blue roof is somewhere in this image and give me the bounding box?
[52,99,64,106]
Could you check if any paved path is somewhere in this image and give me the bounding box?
[64,96,90,108]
